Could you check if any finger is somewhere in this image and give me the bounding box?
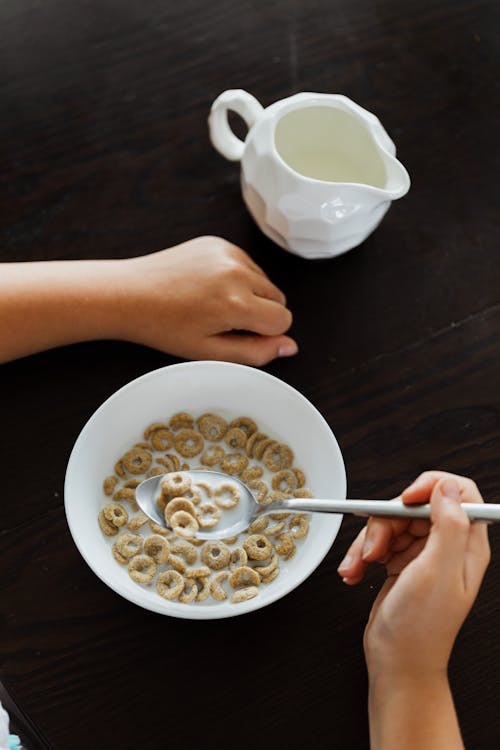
[385,537,427,575]
[337,526,369,583]
[361,515,410,562]
[202,332,298,366]
[250,272,287,306]
[402,470,480,505]
[237,295,293,336]
[424,477,471,582]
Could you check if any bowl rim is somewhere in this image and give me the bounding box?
[64,361,347,620]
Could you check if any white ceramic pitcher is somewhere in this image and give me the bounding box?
[208,90,410,259]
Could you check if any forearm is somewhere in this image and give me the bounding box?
[368,670,464,750]
[0,260,129,363]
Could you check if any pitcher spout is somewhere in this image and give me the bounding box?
[380,151,410,199]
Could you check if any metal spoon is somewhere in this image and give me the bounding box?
[136,470,500,541]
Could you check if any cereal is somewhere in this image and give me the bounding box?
[243,534,273,561]
[170,539,198,565]
[231,586,259,604]
[292,468,305,489]
[266,490,291,506]
[266,521,286,536]
[229,547,248,570]
[149,521,170,536]
[114,459,126,478]
[195,481,213,498]
[170,510,199,539]
[174,429,204,458]
[240,465,263,483]
[167,553,187,574]
[179,578,198,604]
[195,503,221,529]
[122,447,152,475]
[275,532,294,557]
[147,467,167,478]
[271,470,298,493]
[144,422,169,440]
[214,482,241,510]
[201,541,231,570]
[197,413,228,441]
[229,416,257,436]
[161,472,192,498]
[151,428,174,452]
[103,476,118,496]
[157,570,184,600]
[245,432,266,458]
[248,480,268,504]
[164,497,197,524]
[144,535,171,563]
[200,445,225,467]
[113,532,143,560]
[103,503,129,528]
[210,571,229,601]
[185,566,211,579]
[98,510,119,536]
[254,437,277,462]
[263,443,294,472]
[289,515,309,540]
[224,427,247,450]
[261,567,280,584]
[183,488,202,506]
[128,555,156,584]
[255,554,279,578]
[294,488,313,498]
[127,512,149,531]
[248,516,269,534]
[220,453,249,475]
[123,478,142,489]
[169,412,195,431]
[196,576,211,602]
[229,566,260,588]
[221,535,239,545]
[112,487,137,505]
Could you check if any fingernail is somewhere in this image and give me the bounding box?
[337,554,352,572]
[342,577,351,584]
[278,341,298,357]
[362,539,373,560]
[442,478,460,499]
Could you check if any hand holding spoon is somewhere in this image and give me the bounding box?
[136,470,500,541]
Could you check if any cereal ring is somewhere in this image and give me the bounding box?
[144,535,171,563]
[240,465,264,483]
[103,503,129,528]
[134,441,153,451]
[294,488,313,498]
[263,443,294,472]
[200,445,225,467]
[195,503,221,529]
[127,512,149,531]
[231,586,259,604]
[220,453,249,476]
[255,554,279,578]
[229,547,248,570]
[114,460,126,478]
[156,494,167,512]
[265,521,286,536]
[221,535,239,545]
[122,447,152,475]
[185,566,211,579]
[196,577,211,602]
[151,428,174,452]
[292,468,306,489]
[229,566,260,588]
[157,570,184,600]
[197,413,228,441]
[168,553,187,574]
[171,539,198,565]
[146,467,167,478]
[210,571,229,601]
[112,546,128,565]
[113,487,136,504]
[161,472,192,497]
[214,482,241,510]
[169,412,195,431]
[200,541,231,570]
[149,521,170,536]
[289,514,309,539]
[174,429,204,458]
[243,534,273,561]
[114,532,143,560]
[285,545,296,561]
[144,422,169,440]
[229,416,258,436]
[128,555,157,584]
[103,476,118,496]
[269,512,291,520]
[275,532,294,557]
[271,469,298,493]
[123,478,142,489]
[170,510,199,539]
[266,490,291,506]
[164,497,197,524]
[245,432,267,458]
[195,481,213,498]
[183,488,202,506]
[261,567,280,584]
[254,437,277,461]
[98,509,119,536]
[248,516,269,534]
[248,480,268,504]
[178,578,198,603]
[224,427,247,451]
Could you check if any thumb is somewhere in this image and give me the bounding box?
[424,477,470,573]
[203,333,298,366]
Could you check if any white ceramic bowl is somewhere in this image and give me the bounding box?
[64,362,346,619]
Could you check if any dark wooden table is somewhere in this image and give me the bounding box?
[1,1,499,747]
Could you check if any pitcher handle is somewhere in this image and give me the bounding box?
[208,89,264,162]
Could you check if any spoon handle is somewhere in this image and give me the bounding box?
[277,499,500,523]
